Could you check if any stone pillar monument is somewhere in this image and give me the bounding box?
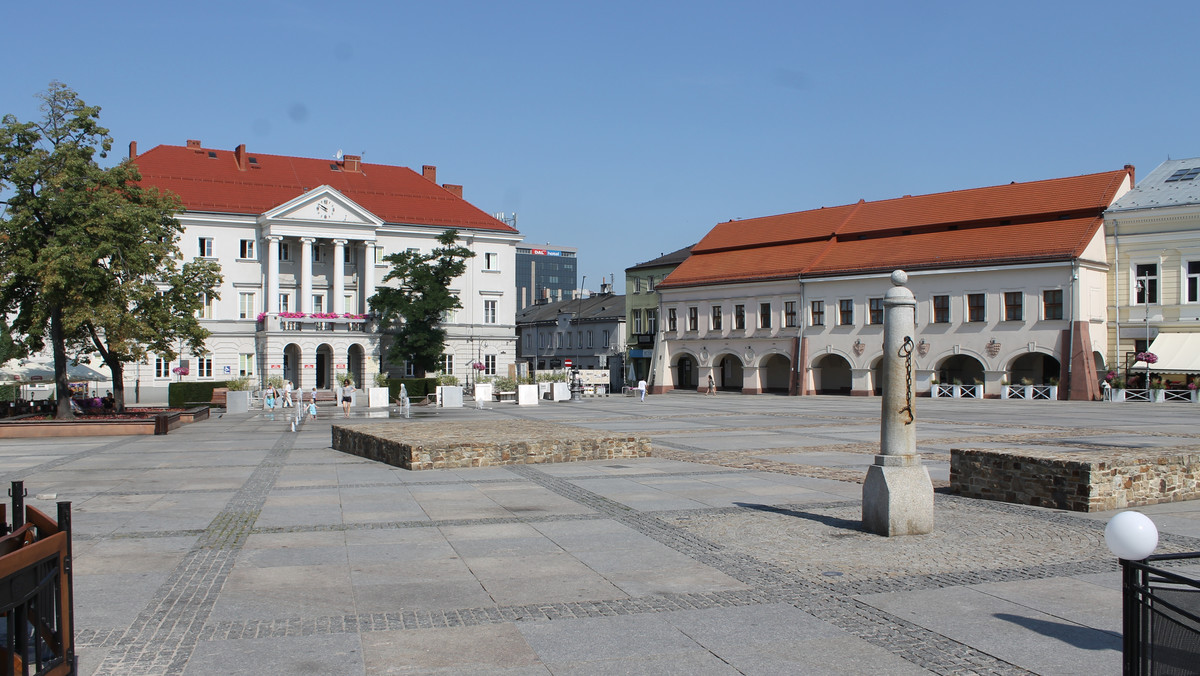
[862,270,934,536]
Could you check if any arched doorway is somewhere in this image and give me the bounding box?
[871,357,883,396]
[1009,352,1061,385]
[715,354,744,392]
[761,354,791,393]
[675,354,698,390]
[316,344,333,389]
[937,354,986,386]
[283,343,301,386]
[1093,351,1106,377]
[815,354,852,395]
[347,344,365,386]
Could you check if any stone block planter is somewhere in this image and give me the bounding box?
[226,390,250,414]
[437,386,463,408]
[473,383,493,402]
[367,387,390,408]
[517,384,539,406]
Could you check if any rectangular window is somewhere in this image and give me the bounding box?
[1043,289,1063,320]
[647,309,657,334]
[838,299,854,326]
[438,354,453,374]
[344,247,356,265]
[811,300,825,326]
[602,330,610,348]
[933,295,950,323]
[567,333,573,348]
[688,307,698,331]
[238,292,256,319]
[735,304,746,330]
[313,295,324,313]
[484,355,496,375]
[1004,292,1023,321]
[313,245,326,263]
[374,246,384,263]
[197,357,212,378]
[556,333,563,348]
[587,331,593,348]
[1135,263,1159,304]
[759,302,772,329]
[198,237,213,257]
[155,357,169,378]
[239,239,255,259]
[484,300,497,324]
[239,353,255,377]
[632,309,643,334]
[967,293,986,322]
[784,301,797,328]
[404,360,416,377]
[524,333,532,349]
[632,277,641,294]
[484,252,498,270]
[711,305,722,331]
[1189,261,1200,303]
[869,298,884,325]
[279,242,291,261]
[667,308,677,332]
[278,293,290,313]
[197,294,213,320]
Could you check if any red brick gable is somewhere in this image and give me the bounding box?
[130,143,517,233]
[660,168,1131,288]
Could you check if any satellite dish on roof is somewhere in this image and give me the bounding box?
[335,149,343,161]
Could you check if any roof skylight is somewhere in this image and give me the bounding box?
[1165,167,1200,182]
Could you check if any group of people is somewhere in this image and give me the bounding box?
[260,379,356,419]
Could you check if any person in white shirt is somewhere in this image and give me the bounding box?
[637,379,647,402]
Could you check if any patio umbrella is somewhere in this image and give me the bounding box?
[0,359,109,383]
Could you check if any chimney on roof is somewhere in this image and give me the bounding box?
[422,165,437,183]
[129,141,137,159]
[443,184,463,198]
[187,139,202,149]
[234,144,247,171]
[342,154,361,173]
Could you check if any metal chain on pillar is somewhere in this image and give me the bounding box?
[899,335,914,425]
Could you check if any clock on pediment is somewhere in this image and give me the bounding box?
[315,198,337,220]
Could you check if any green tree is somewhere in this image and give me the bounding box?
[0,82,218,417]
[369,230,474,374]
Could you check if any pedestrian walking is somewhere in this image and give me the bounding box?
[637,379,647,402]
[283,380,293,407]
[263,385,276,410]
[310,387,318,408]
[706,374,716,395]
[307,400,318,420]
[341,378,355,418]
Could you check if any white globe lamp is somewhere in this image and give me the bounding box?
[1104,511,1159,561]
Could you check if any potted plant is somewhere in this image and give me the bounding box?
[225,377,252,414]
[473,376,493,404]
[1047,377,1059,401]
[368,372,391,408]
[951,378,963,398]
[1149,378,1166,403]
[930,376,941,397]
[1110,376,1126,402]
[1189,381,1198,404]
[435,372,463,408]
[1000,377,1010,399]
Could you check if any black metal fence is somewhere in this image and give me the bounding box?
[1122,552,1200,675]
[0,481,74,676]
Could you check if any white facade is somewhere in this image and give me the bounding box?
[656,256,1109,398]
[130,185,519,402]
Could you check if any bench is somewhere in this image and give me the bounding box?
[496,391,517,402]
[210,388,228,407]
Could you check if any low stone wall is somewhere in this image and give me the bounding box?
[332,420,652,470]
[950,447,1200,512]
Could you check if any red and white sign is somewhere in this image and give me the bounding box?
[269,364,282,369]
[303,364,315,369]
[336,363,346,369]
[563,359,572,367]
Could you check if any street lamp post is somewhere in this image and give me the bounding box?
[1135,280,1150,391]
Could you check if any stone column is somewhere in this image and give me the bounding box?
[862,270,934,536]
[266,236,281,313]
[300,237,315,314]
[333,239,347,315]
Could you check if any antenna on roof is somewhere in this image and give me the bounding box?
[335,149,343,161]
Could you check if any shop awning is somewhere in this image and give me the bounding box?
[1132,333,1200,374]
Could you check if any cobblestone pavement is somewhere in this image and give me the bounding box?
[6,393,1200,674]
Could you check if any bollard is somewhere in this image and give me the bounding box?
[861,270,934,536]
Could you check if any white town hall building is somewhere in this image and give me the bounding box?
[126,140,520,400]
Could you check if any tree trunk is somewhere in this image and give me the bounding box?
[105,358,126,414]
[50,307,74,420]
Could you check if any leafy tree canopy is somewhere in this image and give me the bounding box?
[0,81,219,415]
[369,230,474,374]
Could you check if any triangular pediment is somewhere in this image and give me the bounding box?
[263,186,383,226]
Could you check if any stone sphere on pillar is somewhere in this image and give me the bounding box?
[891,270,908,286]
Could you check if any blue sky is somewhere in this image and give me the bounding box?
[4,1,1197,293]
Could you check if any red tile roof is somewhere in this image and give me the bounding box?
[130,143,517,233]
[660,168,1131,288]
